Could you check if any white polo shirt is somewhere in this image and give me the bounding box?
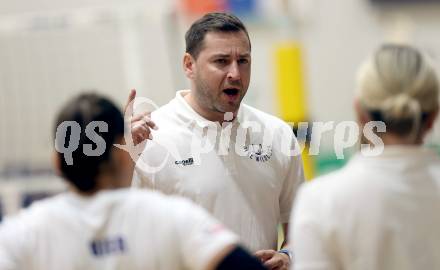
[133,90,305,252]
[0,188,238,270]
[290,146,440,270]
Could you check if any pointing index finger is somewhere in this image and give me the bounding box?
[124,89,136,115]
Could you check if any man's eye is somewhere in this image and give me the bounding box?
[215,59,227,64]
[238,59,249,64]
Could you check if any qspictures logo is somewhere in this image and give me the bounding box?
[54,95,392,174]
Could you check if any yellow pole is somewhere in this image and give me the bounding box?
[274,42,314,180]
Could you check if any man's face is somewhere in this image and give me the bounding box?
[186,31,251,119]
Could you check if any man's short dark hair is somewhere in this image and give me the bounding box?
[185,12,251,59]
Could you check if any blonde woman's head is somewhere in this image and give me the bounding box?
[356,44,439,142]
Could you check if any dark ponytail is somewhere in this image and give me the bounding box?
[54,93,125,192]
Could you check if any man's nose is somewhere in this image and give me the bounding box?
[227,61,241,81]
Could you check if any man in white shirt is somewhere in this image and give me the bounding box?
[0,93,267,270]
[129,12,304,270]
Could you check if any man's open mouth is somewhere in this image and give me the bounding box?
[223,88,239,96]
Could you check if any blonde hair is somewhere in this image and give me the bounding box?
[357,44,439,137]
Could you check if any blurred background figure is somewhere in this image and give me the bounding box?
[0,0,439,223]
[0,93,267,270]
[290,44,440,270]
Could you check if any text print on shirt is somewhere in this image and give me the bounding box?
[90,236,126,257]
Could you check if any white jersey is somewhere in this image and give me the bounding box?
[290,146,440,270]
[0,188,238,270]
[133,90,304,252]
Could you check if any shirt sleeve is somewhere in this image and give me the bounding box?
[289,184,339,270]
[173,198,239,270]
[0,245,15,270]
[131,138,172,189]
[279,124,305,223]
[0,214,30,270]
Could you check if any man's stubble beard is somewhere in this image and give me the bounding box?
[193,74,246,115]
[193,75,225,114]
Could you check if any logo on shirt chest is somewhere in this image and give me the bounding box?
[244,144,272,162]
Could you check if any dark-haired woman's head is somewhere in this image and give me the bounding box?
[54,93,131,194]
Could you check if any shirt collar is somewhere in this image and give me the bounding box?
[174,89,244,127]
[352,145,439,163]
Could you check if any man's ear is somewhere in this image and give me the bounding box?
[354,99,370,126]
[183,53,196,79]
